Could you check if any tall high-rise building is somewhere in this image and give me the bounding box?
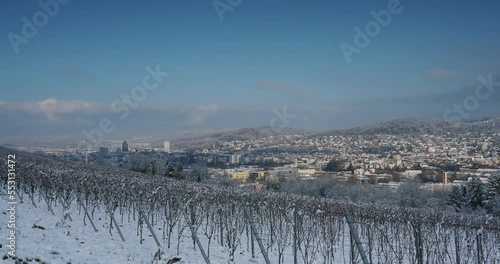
[163,141,170,153]
[99,147,109,158]
[230,154,241,164]
[122,141,129,152]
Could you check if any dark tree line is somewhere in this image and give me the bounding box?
[127,155,184,179]
[164,160,184,179]
[447,175,500,215]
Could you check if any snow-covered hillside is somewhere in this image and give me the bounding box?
[0,192,268,264]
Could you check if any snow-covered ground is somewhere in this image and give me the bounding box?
[2,189,500,264]
[0,190,379,264]
[0,191,275,264]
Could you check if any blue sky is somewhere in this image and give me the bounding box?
[1,0,500,137]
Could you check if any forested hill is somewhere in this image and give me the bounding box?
[314,116,500,137]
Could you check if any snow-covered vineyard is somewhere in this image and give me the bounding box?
[1,147,499,264]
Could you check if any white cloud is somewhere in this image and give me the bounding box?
[0,99,361,136]
[2,98,105,122]
[0,99,221,125]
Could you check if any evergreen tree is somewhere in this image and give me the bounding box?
[447,185,466,212]
[163,161,184,179]
[486,174,500,201]
[464,176,485,210]
[147,160,157,175]
[486,174,500,215]
[347,162,354,173]
[151,161,157,175]
[324,159,343,172]
[488,196,500,216]
[173,164,184,180]
[164,161,175,177]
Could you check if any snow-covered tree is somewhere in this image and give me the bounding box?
[163,161,184,179]
[485,174,500,215]
[398,179,426,208]
[147,160,157,175]
[128,155,148,173]
[464,176,485,210]
[189,162,209,182]
[447,185,466,212]
[164,160,175,177]
[486,174,500,200]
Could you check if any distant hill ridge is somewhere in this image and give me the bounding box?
[318,116,500,136]
[1,116,499,150]
[158,116,500,149]
[153,126,310,149]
